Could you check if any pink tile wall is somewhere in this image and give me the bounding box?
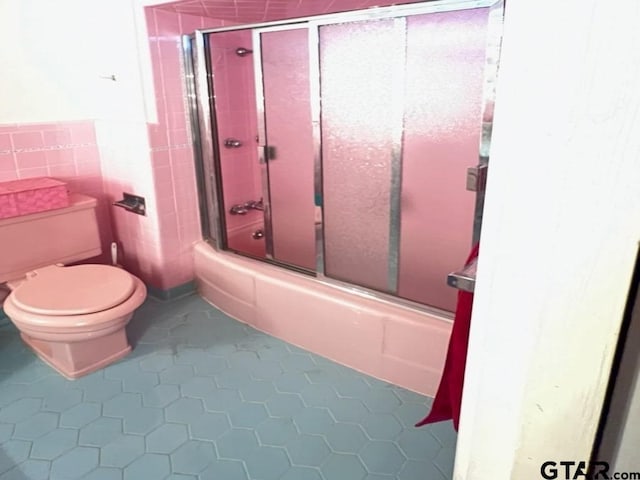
[145,8,233,289]
[98,134,164,289]
[0,121,113,263]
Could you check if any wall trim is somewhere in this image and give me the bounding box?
[0,308,9,327]
[146,281,197,301]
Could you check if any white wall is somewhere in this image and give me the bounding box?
[598,283,640,471]
[608,362,640,471]
[455,0,640,478]
[0,0,152,124]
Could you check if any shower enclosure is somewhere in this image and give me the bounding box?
[185,0,503,314]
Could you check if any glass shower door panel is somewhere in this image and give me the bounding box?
[261,28,316,270]
[398,9,489,311]
[319,19,398,292]
[208,30,264,257]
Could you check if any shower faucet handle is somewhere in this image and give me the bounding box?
[230,198,263,215]
[224,138,242,148]
[229,204,248,215]
[242,199,264,211]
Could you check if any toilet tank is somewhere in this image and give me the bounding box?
[0,193,102,283]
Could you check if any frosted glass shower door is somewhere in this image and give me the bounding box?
[319,9,489,310]
[398,9,488,311]
[207,29,264,258]
[319,19,401,292]
[260,28,316,270]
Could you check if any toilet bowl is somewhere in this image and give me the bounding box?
[0,190,147,378]
[4,265,147,379]
[3,264,146,379]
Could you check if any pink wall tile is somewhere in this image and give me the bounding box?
[73,145,100,164]
[154,189,177,216]
[47,163,77,178]
[165,94,186,114]
[0,154,16,172]
[17,166,49,178]
[148,124,169,148]
[43,129,72,147]
[45,148,75,166]
[0,171,18,182]
[15,150,47,170]
[168,128,188,146]
[168,112,187,130]
[144,7,229,290]
[154,164,175,188]
[154,8,182,37]
[74,161,102,177]
[0,134,13,152]
[12,131,44,150]
[158,41,181,71]
[0,121,113,263]
[69,123,98,145]
[162,74,184,103]
[178,12,205,33]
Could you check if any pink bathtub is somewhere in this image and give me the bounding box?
[194,238,452,396]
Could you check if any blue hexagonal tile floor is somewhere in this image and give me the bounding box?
[0,293,456,479]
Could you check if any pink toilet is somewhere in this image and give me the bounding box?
[0,193,146,379]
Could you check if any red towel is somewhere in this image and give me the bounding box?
[415,243,479,431]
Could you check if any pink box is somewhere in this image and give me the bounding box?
[0,177,70,219]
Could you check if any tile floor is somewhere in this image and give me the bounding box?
[0,293,456,480]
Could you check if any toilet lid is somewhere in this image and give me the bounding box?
[12,264,136,315]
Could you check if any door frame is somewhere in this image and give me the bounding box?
[454,0,640,477]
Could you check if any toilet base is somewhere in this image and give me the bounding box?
[21,326,132,380]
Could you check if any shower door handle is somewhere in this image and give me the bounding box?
[450,161,487,292]
[447,256,477,293]
[466,164,487,192]
[261,145,277,162]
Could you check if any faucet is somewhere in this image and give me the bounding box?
[229,198,264,215]
[229,204,249,215]
[242,199,264,211]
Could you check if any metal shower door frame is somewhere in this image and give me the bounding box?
[186,31,226,249]
[184,0,503,314]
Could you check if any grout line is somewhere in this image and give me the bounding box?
[0,142,97,155]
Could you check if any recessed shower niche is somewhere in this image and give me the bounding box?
[185,0,503,313]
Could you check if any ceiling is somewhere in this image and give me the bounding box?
[154,0,423,24]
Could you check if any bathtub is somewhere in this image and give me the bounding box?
[194,240,453,396]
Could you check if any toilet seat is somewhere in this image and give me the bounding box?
[11,264,136,316]
[4,269,147,379]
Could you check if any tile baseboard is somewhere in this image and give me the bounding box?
[146,281,197,301]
